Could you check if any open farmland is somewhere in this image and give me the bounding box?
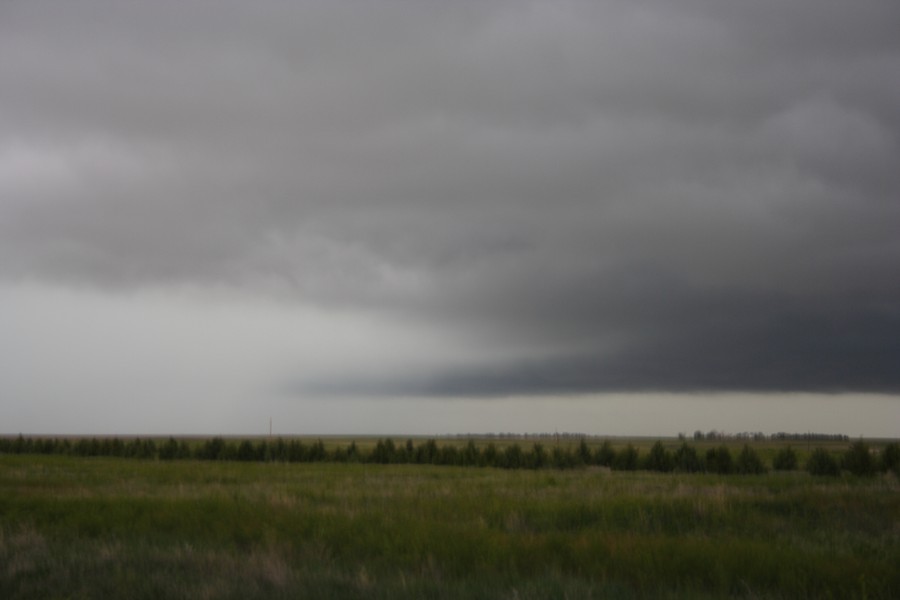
[1,441,898,599]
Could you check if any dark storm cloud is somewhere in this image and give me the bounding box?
[2,0,899,394]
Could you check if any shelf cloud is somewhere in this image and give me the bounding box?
[2,0,899,411]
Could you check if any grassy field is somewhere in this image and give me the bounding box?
[1,449,898,599]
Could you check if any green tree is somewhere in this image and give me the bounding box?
[140,439,157,460]
[807,448,840,476]
[308,439,327,461]
[483,443,498,467]
[462,440,480,466]
[672,443,704,473]
[575,438,592,466]
[159,437,180,461]
[417,439,439,464]
[236,440,256,461]
[372,438,396,464]
[287,440,306,462]
[643,441,673,472]
[346,441,360,463]
[772,446,797,471]
[198,437,226,460]
[177,440,191,459]
[528,443,547,469]
[438,445,460,465]
[842,440,875,476]
[880,442,899,475]
[705,446,733,474]
[73,439,91,457]
[612,444,638,471]
[110,438,125,457]
[272,438,289,462]
[551,446,576,469]
[734,445,766,474]
[594,440,616,467]
[501,444,523,469]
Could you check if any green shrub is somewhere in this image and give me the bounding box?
[236,440,256,461]
[482,443,498,467]
[880,442,900,474]
[807,448,840,477]
[575,438,592,465]
[462,440,480,466]
[672,443,704,473]
[842,440,875,477]
[550,446,577,469]
[594,440,616,467]
[735,445,767,474]
[158,437,180,461]
[197,437,227,460]
[772,446,798,471]
[611,444,639,471]
[705,446,733,474]
[642,441,673,472]
[500,444,523,469]
[438,444,460,465]
[371,438,397,464]
[520,443,544,469]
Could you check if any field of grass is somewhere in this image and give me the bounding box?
[1,450,898,599]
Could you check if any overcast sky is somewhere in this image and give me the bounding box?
[2,0,899,436]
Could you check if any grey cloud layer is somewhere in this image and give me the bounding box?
[2,0,899,394]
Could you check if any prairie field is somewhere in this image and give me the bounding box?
[1,442,898,599]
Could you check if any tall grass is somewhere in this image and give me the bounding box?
[1,455,898,598]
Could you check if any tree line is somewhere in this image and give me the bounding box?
[692,431,849,442]
[1,435,897,476]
